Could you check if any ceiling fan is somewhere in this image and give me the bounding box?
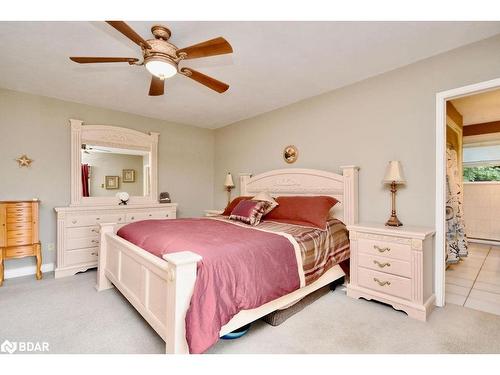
[81,144,112,154]
[69,21,233,96]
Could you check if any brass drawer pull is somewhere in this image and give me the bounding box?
[373,260,391,268]
[374,245,390,253]
[91,251,98,256]
[72,220,77,224]
[91,228,100,233]
[91,240,99,244]
[373,278,391,287]
[131,216,135,220]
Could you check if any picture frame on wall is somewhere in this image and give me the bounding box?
[123,169,136,183]
[105,176,119,189]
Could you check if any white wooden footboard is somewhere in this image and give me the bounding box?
[97,223,201,354]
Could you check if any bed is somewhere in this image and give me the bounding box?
[96,167,359,353]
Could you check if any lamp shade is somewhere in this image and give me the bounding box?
[224,172,235,187]
[383,161,406,184]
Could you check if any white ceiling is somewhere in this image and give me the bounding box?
[1,21,500,129]
[452,88,500,125]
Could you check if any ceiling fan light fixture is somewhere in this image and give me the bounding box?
[145,57,177,79]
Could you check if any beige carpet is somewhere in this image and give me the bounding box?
[1,269,499,354]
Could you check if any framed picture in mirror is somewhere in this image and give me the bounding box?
[105,176,119,189]
[123,169,136,183]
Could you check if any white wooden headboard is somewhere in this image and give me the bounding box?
[239,166,359,225]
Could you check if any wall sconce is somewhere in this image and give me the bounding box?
[224,172,235,204]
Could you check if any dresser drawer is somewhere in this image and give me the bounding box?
[67,226,100,238]
[7,222,32,231]
[5,245,35,258]
[7,207,32,216]
[126,210,174,222]
[67,236,100,250]
[66,214,125,227]
[357,238,411,261]
[358,253,411,278]
[7,236,33,247]
[7,229,32,239]
[358,267,411,300]
[6,213,32,224]
[65,247,99,266]
[6,202,32,209]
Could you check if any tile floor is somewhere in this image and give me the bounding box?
[446,242,500,315]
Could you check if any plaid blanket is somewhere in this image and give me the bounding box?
[211,217,350,286]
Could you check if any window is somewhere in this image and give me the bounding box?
[463,144,500,182]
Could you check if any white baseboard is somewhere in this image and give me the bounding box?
[469,238,500,246]
[4,263,55,280]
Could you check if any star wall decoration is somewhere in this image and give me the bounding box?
[16,154,33,167]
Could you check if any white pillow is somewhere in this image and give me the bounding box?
[252,191,278,215]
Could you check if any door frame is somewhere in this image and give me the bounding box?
[435,77,500,307]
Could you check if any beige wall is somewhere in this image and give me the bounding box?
[464,182,500,241]
[0,88,214,272]
[214,35,500,227]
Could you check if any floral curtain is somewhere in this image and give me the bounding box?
[446,147,468,264]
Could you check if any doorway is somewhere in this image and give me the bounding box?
[435,78,500,309]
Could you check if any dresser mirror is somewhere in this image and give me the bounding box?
[70,119,159,206]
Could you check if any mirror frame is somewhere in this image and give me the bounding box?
[69,119,159,206]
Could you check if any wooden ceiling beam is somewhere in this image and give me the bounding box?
[447,101,463,127]
[463,120,500,136]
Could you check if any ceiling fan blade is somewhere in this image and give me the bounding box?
[70,57,139,64]
[106,21,152,49]
[149,76,165,96]
[177,37,233,60]
[180,68,229,93]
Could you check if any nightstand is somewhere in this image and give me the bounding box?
[204,209,224,217]
[346,223,435,321]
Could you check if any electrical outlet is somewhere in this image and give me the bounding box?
[47,243,55,251]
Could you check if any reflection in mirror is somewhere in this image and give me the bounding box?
[81,144,150,198]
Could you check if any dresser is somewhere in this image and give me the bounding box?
[346,223,435,321]
[54,203,177,278]
[0,200,42,286]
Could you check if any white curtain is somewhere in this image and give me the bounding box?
[446,147,468,264]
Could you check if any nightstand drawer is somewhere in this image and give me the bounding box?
[358,253,411,278]
[358,267,411,300]
[358,238,411,261]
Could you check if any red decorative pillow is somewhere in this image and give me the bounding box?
[229,200,271,226]
[263,196,338,229]
[222,196,252,216]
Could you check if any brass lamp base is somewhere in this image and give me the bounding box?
[385,214,403,227]
[385,181,403,227]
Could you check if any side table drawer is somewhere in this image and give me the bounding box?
[358,253,411,278]
[357,267,411,300]
[358,238,411,261]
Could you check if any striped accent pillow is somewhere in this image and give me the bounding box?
[229,200,271,226]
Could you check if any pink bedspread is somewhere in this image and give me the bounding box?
[117,218,300,353]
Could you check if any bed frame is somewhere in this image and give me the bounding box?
[96,167,359,353]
